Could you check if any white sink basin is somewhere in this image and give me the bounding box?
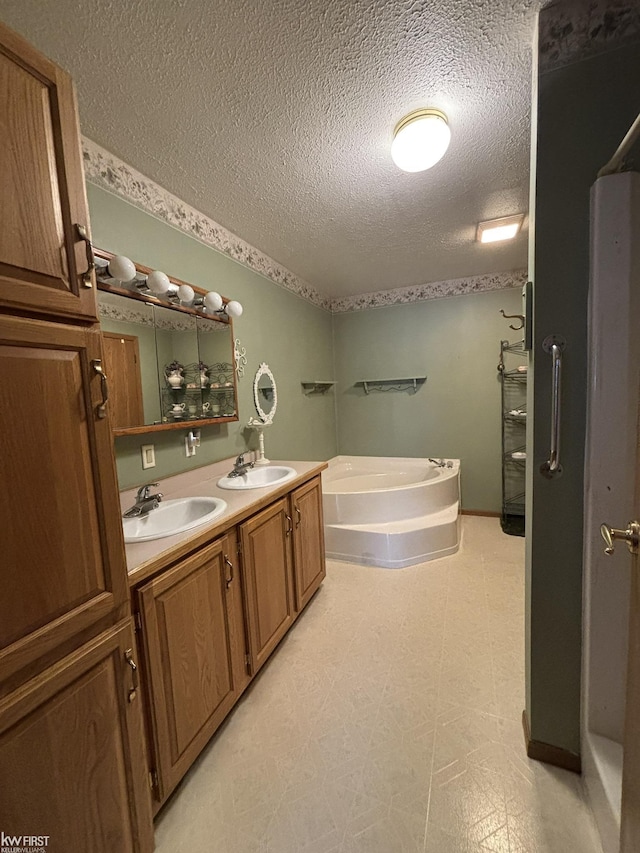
[217,465,297,491]
[122,496,227,543]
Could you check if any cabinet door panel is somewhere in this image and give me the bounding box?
[241,499,294,673]
[138,532,246,801]
[292,477,326,611]
[101,331,144,429]
[0,22,96,320]
[0,315,128,681]
[0,620,153,853]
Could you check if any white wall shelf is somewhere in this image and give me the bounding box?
[301,381,335,395]
[356,376,426,395]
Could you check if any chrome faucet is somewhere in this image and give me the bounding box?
[228,453,254,478]
[429,458,454,469]
[123,482,163,517]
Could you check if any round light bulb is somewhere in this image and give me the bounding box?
[204,290,223,311]
[225,300,243,318]
[391,109,451,173]
[147,270,172,295]
[107,254,136,282]
[178,284,195,303]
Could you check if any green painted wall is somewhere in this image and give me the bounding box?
[526,33,640,754]
[87,184,337,489]
[332,287,523,512]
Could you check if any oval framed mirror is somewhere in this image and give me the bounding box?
[253,363,277,424]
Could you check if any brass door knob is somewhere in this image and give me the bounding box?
[600,521,640,556]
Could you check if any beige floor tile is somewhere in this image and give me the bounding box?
[153,518,601,853]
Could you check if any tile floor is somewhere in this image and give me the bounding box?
[154,517,602,853]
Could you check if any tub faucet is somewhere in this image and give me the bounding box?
[428,458,446,467]
[228,454,254,478]
[123,482,163,517]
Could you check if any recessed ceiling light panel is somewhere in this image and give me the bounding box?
[391,109,451,173]
[477,214,524,243]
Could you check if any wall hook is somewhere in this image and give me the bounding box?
[499,309,525,331]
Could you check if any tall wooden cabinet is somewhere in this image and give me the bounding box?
[0,20,153,852]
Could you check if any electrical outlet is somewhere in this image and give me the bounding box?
[141,444,156,469]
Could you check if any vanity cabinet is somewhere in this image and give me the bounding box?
[0,620,153,853]
[291,478,326,612]
[135,531,249,803]
[0,22,97,322]
[130,472,327,809]
[240,498,296,674]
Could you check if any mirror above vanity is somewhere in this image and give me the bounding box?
[95,249,240,436]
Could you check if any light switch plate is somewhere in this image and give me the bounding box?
[141,444,156,469]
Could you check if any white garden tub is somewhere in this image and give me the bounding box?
[322,455,460,568]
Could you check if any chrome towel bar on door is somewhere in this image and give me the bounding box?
[540,334,566,478]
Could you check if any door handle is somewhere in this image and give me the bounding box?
[600,521,640,556]
[540,335,566,478]
[285,514,293,536]
[295,507,301,528]
[75,223,95,288]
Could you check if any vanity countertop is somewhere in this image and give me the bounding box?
[122,458,327,586]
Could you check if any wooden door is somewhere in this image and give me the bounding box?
[0,21,97,321]
[620,419,640,851]
[0,619,154,853]
[240,499,295,674]
[291,476,326,612]
[102,331,145,429]
[0,314,128,684]
[137,532,248,802]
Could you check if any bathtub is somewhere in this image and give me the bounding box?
[322,455,460,568]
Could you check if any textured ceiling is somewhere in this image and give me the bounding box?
[0,0,539,298]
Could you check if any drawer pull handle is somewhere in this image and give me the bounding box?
[224,556,234,588]
[91,359,109,419]
[125,648,139,703]
[75,223,95,288]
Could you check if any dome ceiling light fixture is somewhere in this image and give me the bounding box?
[391,108,451,173]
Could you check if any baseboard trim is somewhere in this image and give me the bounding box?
[522,710,581,774]
[461,509,501,517]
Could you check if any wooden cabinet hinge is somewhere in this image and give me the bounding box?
[237,539,242,556]
[244,653,251,674]
[134,611,143,633]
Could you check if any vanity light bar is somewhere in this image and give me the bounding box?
[94,253,243,317]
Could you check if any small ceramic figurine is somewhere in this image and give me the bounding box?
[198,361,210,388]
[165,361,184,388]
